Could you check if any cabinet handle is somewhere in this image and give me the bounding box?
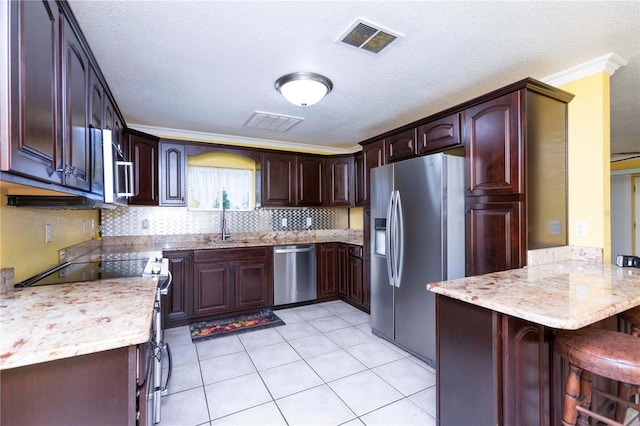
[58,164,86,180]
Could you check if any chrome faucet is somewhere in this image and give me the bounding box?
[221,203,231,241]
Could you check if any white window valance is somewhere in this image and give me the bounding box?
[187,166,253,211]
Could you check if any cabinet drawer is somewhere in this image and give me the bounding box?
[348,245,362,258]
[193,247,269,263]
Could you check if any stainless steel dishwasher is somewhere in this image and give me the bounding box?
[273,244,316,305]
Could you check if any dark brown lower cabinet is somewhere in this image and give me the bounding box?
[1,346,137,425]
[235,259,271,310]
[193,261,234,316]
[317,243,342,299]
[192,247,273,319]
[502,315,551,425]
[437,296,622,426]
[437,295,554,426]
[348,248,363,305]
[338,244,349,297]
[163,250,192,328]
[317,242,367,311]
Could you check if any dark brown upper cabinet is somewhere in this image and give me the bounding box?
[361,139,386,204]
[3,0,127,199]
[60,13,91,192]
[128,129,160,205]
[159,142,187,206]
[353,151,364,206]
[464,91,523,197]
[6,0,60,185]
[261,152,297,207]
[463,82,573,276]
[326,155,353,207]
[387,128,417,163]
[418,112,462,155]
[297,155,323,206]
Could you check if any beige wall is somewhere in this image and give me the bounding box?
[349,206,363,230]
[0,191,99,282]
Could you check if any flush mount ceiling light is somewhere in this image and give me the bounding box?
[275,72,333,107]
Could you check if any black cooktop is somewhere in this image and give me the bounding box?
[16,258,151,288]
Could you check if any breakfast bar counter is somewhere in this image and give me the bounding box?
[427,259,640,330]
[426,255,640,426]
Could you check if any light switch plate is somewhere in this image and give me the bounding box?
[575,221,587,237]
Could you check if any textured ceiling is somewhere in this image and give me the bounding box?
[67,1,639,156]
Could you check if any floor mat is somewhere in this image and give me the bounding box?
[189,309,285,342]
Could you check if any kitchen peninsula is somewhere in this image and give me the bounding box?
[0,277,159,425]
[427,248,640,426]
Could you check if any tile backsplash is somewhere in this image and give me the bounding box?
[101,206,349,237]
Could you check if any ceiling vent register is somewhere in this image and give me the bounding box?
[338,19,401,54]
[244,111,303,132]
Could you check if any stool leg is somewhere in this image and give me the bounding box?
[577,370,592,426]
[563,364,583,426]
[615,382,634,422]
[617,322,640,422]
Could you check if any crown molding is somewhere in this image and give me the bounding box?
[128,124,362,155]
[541,52,628,87]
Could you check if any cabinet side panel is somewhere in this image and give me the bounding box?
[1,347,134,425]
[526,93,568,249]
[437,296,500,426]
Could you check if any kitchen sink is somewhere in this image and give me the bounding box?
[219,239,252,244]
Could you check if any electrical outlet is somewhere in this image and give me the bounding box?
[281,218,287,227]
[45,224,52,243]
[575,221,588,237]
[306,217,312,227]
[142,219,149,229]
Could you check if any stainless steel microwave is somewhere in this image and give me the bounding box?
[101,129,133,207]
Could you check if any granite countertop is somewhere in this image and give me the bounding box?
[90,229,364,256]
[427,260,640,330]
[0,277,158,370]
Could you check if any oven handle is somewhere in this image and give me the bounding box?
[160,271,173,296]
[160,342,172,396]
[137,340,154,390]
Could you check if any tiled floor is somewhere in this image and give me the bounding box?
[160,300,437,426]
[160,300,640,426]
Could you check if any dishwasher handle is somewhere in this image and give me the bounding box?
[274,246,315,254]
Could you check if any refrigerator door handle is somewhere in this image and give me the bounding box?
[395,190,405,287]
[385,191,395,287]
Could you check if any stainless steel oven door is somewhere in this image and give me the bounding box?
[137,329,156,426]
[154,276,173,424]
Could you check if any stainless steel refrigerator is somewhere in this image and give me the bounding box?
[370,153,465,367]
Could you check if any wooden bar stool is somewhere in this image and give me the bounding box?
[554,327,640,426]
[615,306,640,422]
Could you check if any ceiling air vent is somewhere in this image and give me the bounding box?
[244,111,303,132]
[338,19,401,54]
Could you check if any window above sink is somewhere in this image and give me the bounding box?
[187,152,257,211]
